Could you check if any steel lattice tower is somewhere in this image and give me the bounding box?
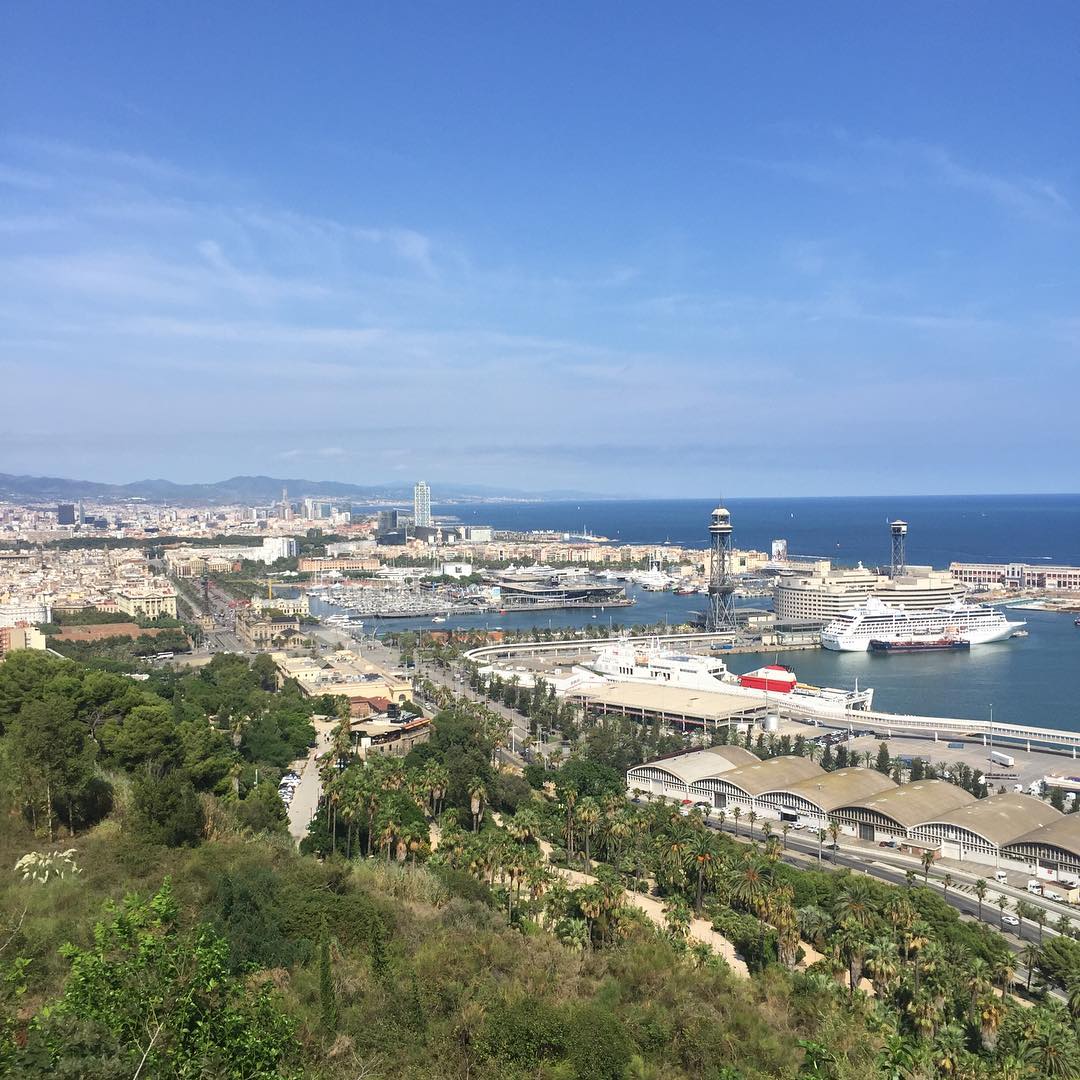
[707,505,737,633]
[890,519,908,578]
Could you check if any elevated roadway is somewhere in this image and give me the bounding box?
[465,633,1080,757]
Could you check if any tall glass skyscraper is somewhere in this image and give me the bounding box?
[413,480,432,527]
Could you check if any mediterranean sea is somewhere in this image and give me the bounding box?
[379,493,1080,732]
[435,493,1080,569]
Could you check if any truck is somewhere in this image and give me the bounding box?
[1027,879,1043,895]
[990,750,1015,768]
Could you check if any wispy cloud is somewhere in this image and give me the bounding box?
[731,133,1073,222]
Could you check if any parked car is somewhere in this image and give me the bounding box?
[1002,914,1019,927]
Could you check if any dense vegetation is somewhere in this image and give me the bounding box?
[2,646,1080,1078]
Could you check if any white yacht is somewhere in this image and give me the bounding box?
[821,597,1024,652]
[589,638,873,712]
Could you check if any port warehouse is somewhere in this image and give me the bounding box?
[628,747,1080,882]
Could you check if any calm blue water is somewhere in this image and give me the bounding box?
[353,495,1080,732]
[731,608,1079,733]
[314,588,1080,733]
[437,494,1080,569]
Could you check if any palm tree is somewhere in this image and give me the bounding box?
[864,937,901,997]
[781,822,791,850]
[942,872,954,902]
[685,831,718,914]
[576,884,606,948]
[556,916,589,953]
[827,820,841,850]
[833,918,869,1002]
[664,898,692,942]
[834,877,875,929]
[1014,899,1032,941]
[1034,905,1047,944]
[731,805,742,837]
[727,854,770,918]
[931,1024,967,1077]
[920,848,935,882]
[716,809,726,833]
[747,808,758,840]
[997,893,1009,930]
[380,817,397,864]
[904,869,916,889]
[1021,942,1040,992]
[974,878,987,921]
[468,779,486,833]
[797,905,831,950]
[576,797,600,872]
[1067,978,1080,1020]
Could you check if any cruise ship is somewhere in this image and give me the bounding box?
[589,638,874,712]
[821,597,1025,652]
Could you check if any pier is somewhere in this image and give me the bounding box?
[464,632,1080,757]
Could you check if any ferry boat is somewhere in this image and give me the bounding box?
[869,637,971,653]
[589,640,873,712]
[822,597,1024,652]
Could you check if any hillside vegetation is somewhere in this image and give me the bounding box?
[0,649,1078,1078]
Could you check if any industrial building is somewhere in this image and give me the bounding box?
[572,681,766,731]
[626,748,1080,876]
[626,746,760,800]
[1003,816,1080,878]
[831,779,976,842]
[908,792,1060,862]
[689,756,824,811]
[755,767,897,830]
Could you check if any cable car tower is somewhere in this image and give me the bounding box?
[889,519,908,578]
[707,504,737,633]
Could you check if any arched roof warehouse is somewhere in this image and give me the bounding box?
[911,792,1061,848]
[834,779,976,832]
[626,745,759,790]
[1003,815,1080,869]
[774,767,898,813]
[690,755,823,799]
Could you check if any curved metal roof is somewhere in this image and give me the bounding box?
[917,793,1061,847]
[628,745,759,786]
[1005,814,1080,861]
[778,767,897,812]
[837,779,976,829]
[699,755,823,797]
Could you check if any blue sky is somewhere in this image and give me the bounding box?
[2,4,1078,496]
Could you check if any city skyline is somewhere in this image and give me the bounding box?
[3,5,1078,496]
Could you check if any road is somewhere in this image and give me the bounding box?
[293,625,1072,994]
[287,717,335,841]
[700,816,1066,998]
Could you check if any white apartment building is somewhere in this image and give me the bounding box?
[261,536,299,562]
[775,563,963,624]
[113,585,178,620]
[0,598,52,627]
[950,561,1080,592]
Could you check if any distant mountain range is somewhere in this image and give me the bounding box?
[0,472,599,505]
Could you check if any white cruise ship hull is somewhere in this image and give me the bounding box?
[823,619,1024,651]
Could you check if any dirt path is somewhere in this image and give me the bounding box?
[536,840,750,976]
